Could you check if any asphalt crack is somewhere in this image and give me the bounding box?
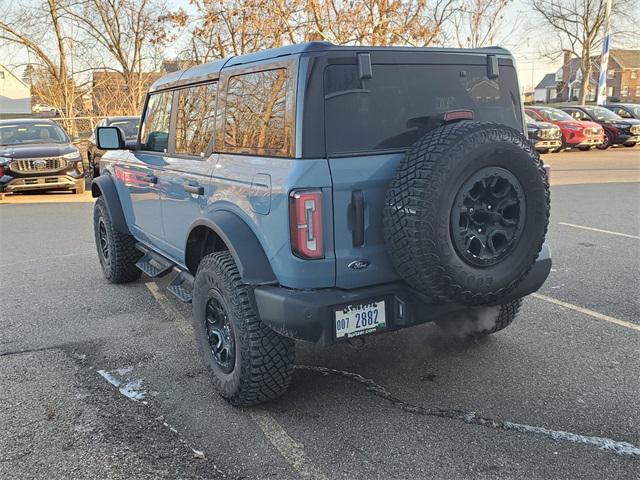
[295,365,640,458]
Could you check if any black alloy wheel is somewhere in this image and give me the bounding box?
[97,217,110,261]
[204,291,235,374]
[451,167,526,268]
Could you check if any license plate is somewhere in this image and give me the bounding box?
[335,300,386,339]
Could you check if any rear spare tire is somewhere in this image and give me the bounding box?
[383,122,549,305]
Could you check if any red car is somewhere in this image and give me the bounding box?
[525,106,604,151]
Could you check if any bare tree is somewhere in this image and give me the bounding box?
[532,0,636,104]
[168,0,458,63]
[452,0,514,48]
[306,0,457,46]
[0,0,84,131]
[62,0,172,114]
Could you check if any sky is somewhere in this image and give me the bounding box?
[0,0,617,93]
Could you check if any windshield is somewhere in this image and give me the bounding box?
[324,63,522,155]
[0,122,69,146]
[537,108,574,122]
[583,106,621,121]
[108,118,140,139]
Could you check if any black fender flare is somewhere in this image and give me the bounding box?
[91,175,130,234]
[188,211,277,285]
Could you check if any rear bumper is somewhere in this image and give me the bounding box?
[1,175,83,192]
[254,244,552,346]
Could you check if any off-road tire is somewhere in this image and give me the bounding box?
[384,122,550,305]
[93,196,142,283]
[436,298,523,340]
[192,251,295,407]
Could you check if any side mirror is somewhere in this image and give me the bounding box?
[97,126,125,150]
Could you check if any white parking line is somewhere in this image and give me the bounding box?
[249,410,329,480]
[532,293,640,332]
[144,281,327,478]
[558,222,640,240]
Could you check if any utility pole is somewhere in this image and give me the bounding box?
[596,0,613,105]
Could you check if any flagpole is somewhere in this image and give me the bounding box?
[596,0,613,105]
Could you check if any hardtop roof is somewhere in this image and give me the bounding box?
[150,42,512,92]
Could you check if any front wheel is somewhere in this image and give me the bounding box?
[93,196,142,283]
[192,251,295,406]
[435,298,523,340]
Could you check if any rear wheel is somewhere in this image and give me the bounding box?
[93,196,142,283]
[435,298,522,340]
[623,142,636,148]
[192,251,295,406]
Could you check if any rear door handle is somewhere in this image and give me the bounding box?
[184,184,204,195]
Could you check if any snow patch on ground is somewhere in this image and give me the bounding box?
[97,366,146,401]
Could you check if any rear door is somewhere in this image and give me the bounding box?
[324,59,524,289]
[157,82,218,263]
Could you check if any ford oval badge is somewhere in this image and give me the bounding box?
[348,260,370,270]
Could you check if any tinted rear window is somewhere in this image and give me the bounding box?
[324,64,522,155]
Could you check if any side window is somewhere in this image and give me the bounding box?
[140,91,173,152]
[224,68,287,153]
[616,108,631,118]
[175,82,218,156]
[565,109,580,120]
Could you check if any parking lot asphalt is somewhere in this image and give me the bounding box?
[1,148,639,479]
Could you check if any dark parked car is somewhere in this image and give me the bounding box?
[561,105,640,149]
[525,113,562,153]
[91,42,551,406]
[603,103,640,120]
[0,119,85,194]
[87,116,139,179]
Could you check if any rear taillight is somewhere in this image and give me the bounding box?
[0,165,5,177]
[289,189,324,259]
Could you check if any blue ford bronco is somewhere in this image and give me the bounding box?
[92,43,551,406]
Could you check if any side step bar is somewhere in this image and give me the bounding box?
[136,245,174,278]
[167,270,194,303]
[136,243,195,303]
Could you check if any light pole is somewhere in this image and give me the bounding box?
[596,0,613,105]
